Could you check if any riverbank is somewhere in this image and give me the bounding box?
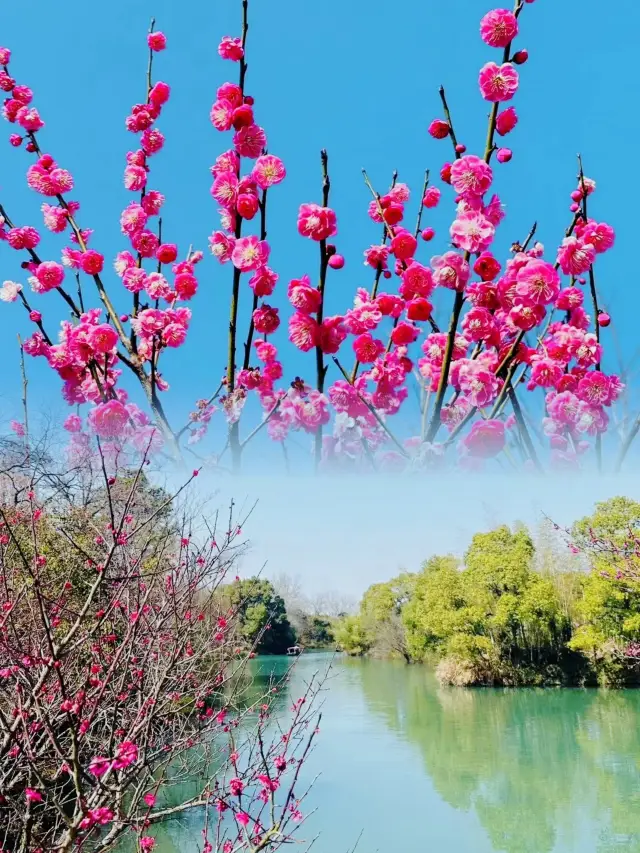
[335,510,640,689]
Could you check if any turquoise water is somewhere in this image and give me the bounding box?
[150,652,640,853]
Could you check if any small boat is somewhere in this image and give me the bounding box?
[286,645,303,656]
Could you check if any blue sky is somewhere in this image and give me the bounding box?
[1,0,639,470]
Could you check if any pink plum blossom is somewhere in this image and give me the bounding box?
[478,62,519,102]
[480,9,519,47]
[297,204,337,241]
[231,236,270,271]
[462,419,506,458]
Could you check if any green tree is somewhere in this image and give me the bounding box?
[359,572,416,661]
[573,496,640,548]
[342,506,640,686]
[402,528,573,685]
[569,498,640,685]
[227,578,295,655]
[296,614,336,648]
[335,615,371,656]
[402,556,465,661]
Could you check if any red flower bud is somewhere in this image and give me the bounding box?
[428,119,450,139]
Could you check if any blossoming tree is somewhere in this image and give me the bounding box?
[0,0,628,473]
[0,445,324,852]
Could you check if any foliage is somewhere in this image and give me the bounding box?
[345,507,640,687]
[335,615,371,657]
[226,577,296,654]
[270,572,347,648]
[567,498,640,685]
[337,573,416,661]
[573,496,640,547]
[402,556,468,662]
[361,573,416,662]
[295,614,336,649]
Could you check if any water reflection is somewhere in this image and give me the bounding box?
[121,655,640,853]
[355,658,640,853]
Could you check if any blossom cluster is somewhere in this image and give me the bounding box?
[0,2,626,472]
[0,32,202,448]
[272,1,620,470]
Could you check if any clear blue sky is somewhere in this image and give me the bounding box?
[1,0,638,468]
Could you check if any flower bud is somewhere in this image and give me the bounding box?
[147,32,167,51]
[232,104,254,129]
[237,193,259,220]
[428,119,450,139]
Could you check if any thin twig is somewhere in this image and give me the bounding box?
[17,335,30,465]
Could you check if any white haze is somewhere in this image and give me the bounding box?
[180,472,640,600]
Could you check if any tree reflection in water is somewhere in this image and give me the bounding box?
[356,658,640,853]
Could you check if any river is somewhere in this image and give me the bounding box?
[146,652,640,853]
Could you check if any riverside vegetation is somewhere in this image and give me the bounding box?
[223,576,342,655]
[335,497,640,687]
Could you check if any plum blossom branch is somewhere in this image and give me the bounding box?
[0,0,625,476]
[313,150,331,470]
[438,87,461,158]
[508,385,543,472]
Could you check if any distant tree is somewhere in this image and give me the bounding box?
[309,590,357,618]
[296,614,336,649]
[271,572,308,612]
[573,497,640,550]
[335,615,371,657]
[228,577,295,654]
[533,518,585,626]
[270,571,311,642]
[270,574,350,649]
[464,524,534,600]
[401,528,575,685]
[359,573,416,662]
[402,555,465,662]
[568,498,640,685]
